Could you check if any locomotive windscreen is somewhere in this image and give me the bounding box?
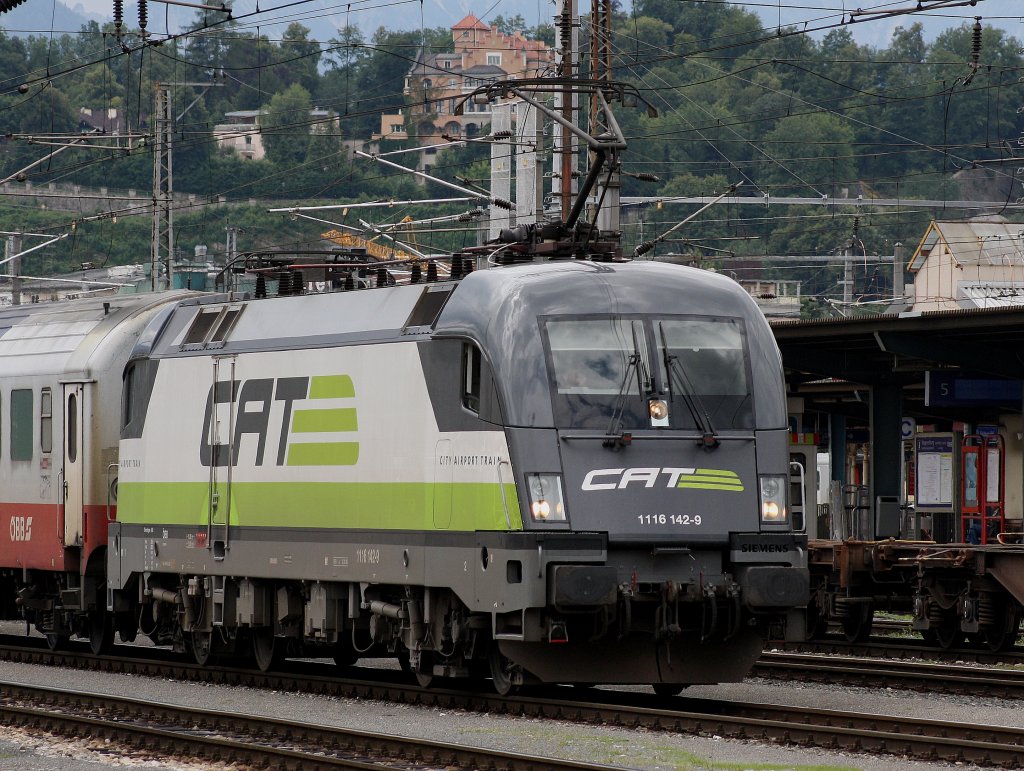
[543,315,754,431]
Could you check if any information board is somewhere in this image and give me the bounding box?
[915,433,957,510]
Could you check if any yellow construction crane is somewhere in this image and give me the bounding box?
[321,227,416,261]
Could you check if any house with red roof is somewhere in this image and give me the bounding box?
[374,14,554,171]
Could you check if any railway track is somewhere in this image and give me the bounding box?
[2,636,1024,766]
[778,634,1024,664]
[755,650,1024,698]
[0,679,616,770]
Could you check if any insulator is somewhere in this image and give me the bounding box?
[451,253,463,280]
[344,272,354,291]
[292,270,304,294]
[276,272,288,296]
[255,273,266,298]
[635,172,660,182]
[376,267,387,287]
[463,257,473,275]
[558,8,572,50]
[426,262,438,283]
[0,0,28,11]
[971,18,982,65]
[491,197,514,210]
[410,262,422,283]
[113,0,123,31]
[491,130,513,140]
[634,241,654,257]
[138,0,147,31]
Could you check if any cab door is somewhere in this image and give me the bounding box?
[208,356,236,559]
[63,383,85,545]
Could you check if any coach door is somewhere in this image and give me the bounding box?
[63,383,86,546]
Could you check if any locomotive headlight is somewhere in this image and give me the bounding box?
[648,398,669,427]
[526,474,567,522]
[759,474,789,526]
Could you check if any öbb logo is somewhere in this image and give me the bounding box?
[199,375,358,468]
[9,516,32,542]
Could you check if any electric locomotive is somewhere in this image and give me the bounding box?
[95,257,807,691]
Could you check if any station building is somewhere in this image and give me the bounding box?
[778,216,1024,546]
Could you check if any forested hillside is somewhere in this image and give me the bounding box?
[0,2,1020,299]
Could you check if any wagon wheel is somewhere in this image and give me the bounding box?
[190,630,213,666]
[88,609,115,656]
[841,603,873,644]
[932,610,964,650]
[979,603,1020,652]
[805,597,828,640]
[252,626,277,672]
[488,645,518,696]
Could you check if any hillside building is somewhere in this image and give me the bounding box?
[374,15,554,170]
[213,108,340,161]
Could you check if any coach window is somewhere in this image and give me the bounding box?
[10,389,32,461]
[462,343,481,413]
[67,394,78,463]
[40,387,52,454]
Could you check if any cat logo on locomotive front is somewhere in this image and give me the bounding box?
[199,374,358,468]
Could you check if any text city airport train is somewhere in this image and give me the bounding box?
[0,257,808,693]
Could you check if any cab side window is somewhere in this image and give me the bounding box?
[462,343,481,413]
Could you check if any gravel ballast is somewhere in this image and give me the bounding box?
[0,654,1017,771]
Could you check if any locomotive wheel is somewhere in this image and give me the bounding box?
[115,614,138,644]
[414,651,434,688]
[332,636,358,668]
[652,683,686,697]
[841,603,873,644]
[190,630,213,666]
[45,633,68,651]
[488,645,518,696]
[88,610,115,656]
[397,648,412,673]
[252,627,277,672]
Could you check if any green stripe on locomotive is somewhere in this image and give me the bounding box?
[116,480,522,531]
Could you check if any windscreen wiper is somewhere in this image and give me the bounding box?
[604,326,650,449]
[658,322,719,450]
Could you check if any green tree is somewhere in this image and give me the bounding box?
[262,83,313,166]
[759,112,856,197]
[278,23,322,95]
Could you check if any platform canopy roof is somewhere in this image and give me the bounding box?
[772,305,1024,421]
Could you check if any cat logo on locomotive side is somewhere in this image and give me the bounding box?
[199,374,359,468]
